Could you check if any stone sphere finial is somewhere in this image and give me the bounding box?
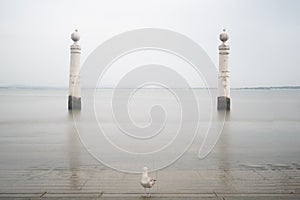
[71,29,80,42]
[219,29,229,43]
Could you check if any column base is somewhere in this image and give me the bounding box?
[68,96,81,110]
[217,96,230,111]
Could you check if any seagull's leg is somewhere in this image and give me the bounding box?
[144,188,147,197]
[148,188,151,197]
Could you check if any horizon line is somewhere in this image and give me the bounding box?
[1,85,300,90]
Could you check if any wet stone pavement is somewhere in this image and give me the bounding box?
[0,163,299,199]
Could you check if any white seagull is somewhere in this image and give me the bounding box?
[140,167,156,197]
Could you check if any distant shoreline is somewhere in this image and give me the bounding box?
[0,86,300,90]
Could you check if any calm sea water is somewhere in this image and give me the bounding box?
[0,88,299,172]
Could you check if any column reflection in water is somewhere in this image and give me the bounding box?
[217,111,232,190]
[67,111,81,190]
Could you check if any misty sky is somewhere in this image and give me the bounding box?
[0,0,299,88]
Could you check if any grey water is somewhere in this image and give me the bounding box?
[0,88,300,173]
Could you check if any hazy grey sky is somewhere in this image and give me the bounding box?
[0,0,299,88]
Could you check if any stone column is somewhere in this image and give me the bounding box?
[217,29,230,110]
[68,29,81,110]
